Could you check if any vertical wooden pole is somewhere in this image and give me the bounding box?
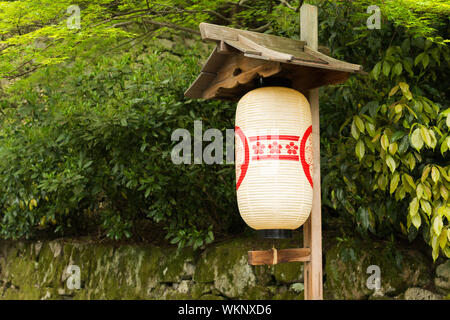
[300,3,323,300]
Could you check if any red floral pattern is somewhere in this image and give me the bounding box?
[237,130,313,189]
[285,142,299,155]
[268,142,282,154]
[252,142,266,154]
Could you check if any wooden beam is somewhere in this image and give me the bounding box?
[237,34,294,62]
[223,39,261,56]
[199,22,306,49]
[303,45,363,73]
[300,5,318,53]
[300,3,323,301]
[248,248,311,265]
[217,40,235,54]
[203,62,281,99]
[201,55,281,100]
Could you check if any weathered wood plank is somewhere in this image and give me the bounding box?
[223,39,261,56]
[184,71,216,99]
[248,248,311,265]
[200,22,306,48]
[304,45,363,73]
[301,3,323,301]
[202,61,281,99]
[201,46,229,73]
[238,34,293,62]
[308,88,323,300]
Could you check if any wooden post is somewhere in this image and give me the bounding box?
[300,4,323,300]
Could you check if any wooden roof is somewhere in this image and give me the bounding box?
[185,23,364,101]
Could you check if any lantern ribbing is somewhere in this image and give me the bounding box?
[235,86,313,231]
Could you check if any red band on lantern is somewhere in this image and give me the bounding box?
[235,126,249,191]
[300,125,313,188]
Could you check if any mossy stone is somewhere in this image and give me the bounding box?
[195,239,257,298]
[273,262,304,284]
[159,247,196,283]
[198,294,226,300]
[324,238,432,300]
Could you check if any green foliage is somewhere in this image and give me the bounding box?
[0,38,237,244]
[0,0,278,79]
[318,1,449,260]
[0,0,449,257]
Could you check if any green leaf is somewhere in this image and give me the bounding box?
[398,135,409,154]
[351,120,359,140]
[357,207,370,230]
[403,174,416,189]
[389,142,398,155]
[355,140,365,161]
[414,52,425,66]
[381,134,389,151]
[416,183,424,200]
[439,229,447,249]
[407,152,416,170]
[386,155,396,173]
[410,128,423,151]
[428,130,437,149]
[390,172,400,194]
[422,54,429,68]
[420,127,432,147]
[372,62,381,80]
[366,122,376,137]
[411,212,421,229]
[382,61,391,77]
[409,197,419,216]
[193,239,203,250]
[441,185,448,200]
[377,174,388,191]
[432,236,439,261]
[420,200,432,216]
[392,62,403,76]
[441,138,449,154]
[354,116,365,133]
[389,85,399,97]
[391,131,405,142]
[421,166,431,182]
[433,215,443,235]
[431,167,440,184]
[399,82,412,100]
[367,101,380,117]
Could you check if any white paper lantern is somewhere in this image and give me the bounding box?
[235,86,313,234]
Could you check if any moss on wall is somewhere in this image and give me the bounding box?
[0,235,443,300]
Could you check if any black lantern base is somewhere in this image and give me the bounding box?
[258,229,293,239]
[254,76,293,89]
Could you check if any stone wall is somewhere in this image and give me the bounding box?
[0,236,448,300]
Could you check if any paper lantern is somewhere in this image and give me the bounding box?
[235,86,313,237]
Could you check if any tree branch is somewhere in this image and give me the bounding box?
[278,0,296,11]
[141,19,200,35]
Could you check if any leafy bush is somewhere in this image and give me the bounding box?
[0,0,448,259]
[0,39,239,248]
[316,1,450,260]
